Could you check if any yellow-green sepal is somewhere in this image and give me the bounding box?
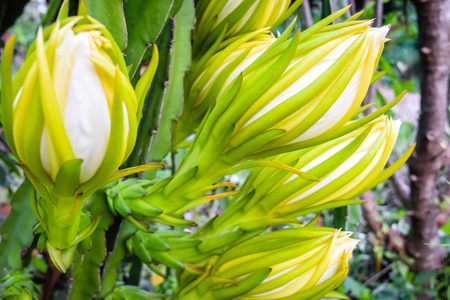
[352,103,376,118]
[0,34,17,156]
[324,291,350,299]
[163,167,198,196]
[126,199,163,218]
[191,19,227,76]
[199,75,242,146]
[210,268,271,300]
[344,10,364,22]
[360,143,415,193]
[282,199,365,219]
[30,192,49,233]
[68,213,103,248]
[36,27,75,166]
[81,164,162,197]
[222,129,286,164]
[196,230,244,254]
[300,5,351,42]
[271,0,304,29]
[251,91,407,158]
[135,45,159,120]
[77,0,88,17]
[150,251,185,270]
[238,218,302,231]
[149,213,196,228]
[231,159,318,181]
[19,163,52,201]
[54,159,82,197]
[57,0,69,21]
[46,242,77,273]
[37,232,48,253]
[371,69,389,84]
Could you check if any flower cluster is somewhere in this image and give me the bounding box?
[176,228,357,300]
[1,1,412,298]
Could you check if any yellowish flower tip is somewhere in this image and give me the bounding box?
[186,228,358,299]
[190,34,276,106]
[235,115,405,219]
[197,0,298,41]
[212,24,391,155]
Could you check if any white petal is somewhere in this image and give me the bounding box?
[216,0,244,23]
[123,102,129,143]
[284,139,353,184]
[287,127,383,204]
[316,262,339,285]
[40,129,50,174]
[230,1,258,34]
[245,35,360,126]
[13,88,23,108]
[287,150,367,204]
[291,67,363,142]
[262,265,297,283]
[291,27,390,142]
[53,29,78,109]
[64,32,111,183]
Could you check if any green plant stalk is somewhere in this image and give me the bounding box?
[45,194,84,250]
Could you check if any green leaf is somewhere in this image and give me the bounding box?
[321,0,332,19]
[41,0,64,25]
[149,0,195,161]
[68,192,114,300]
[123,0,183,80]
[347,204,360,232]
[333,206,347,230]
[0,179,37,277]
[126,24,171,168]
[99,221,137,297]
[86,0,126,50]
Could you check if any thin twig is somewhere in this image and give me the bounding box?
[385,158,411,207]
[363,262,394,286]
[360,191,405,253]
[374,0,383,27]
[300,0,314,29]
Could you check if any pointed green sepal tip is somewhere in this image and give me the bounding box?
[69,212,103,247]
[37,233,47,253]
[77,0,88,16]
[135,45,159,119]
[46,242,77,273]
[324,290,350,299]
[57,0,70,20]
[1,34,17,156]
[211,268,271,300]
[54,159,82,197]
